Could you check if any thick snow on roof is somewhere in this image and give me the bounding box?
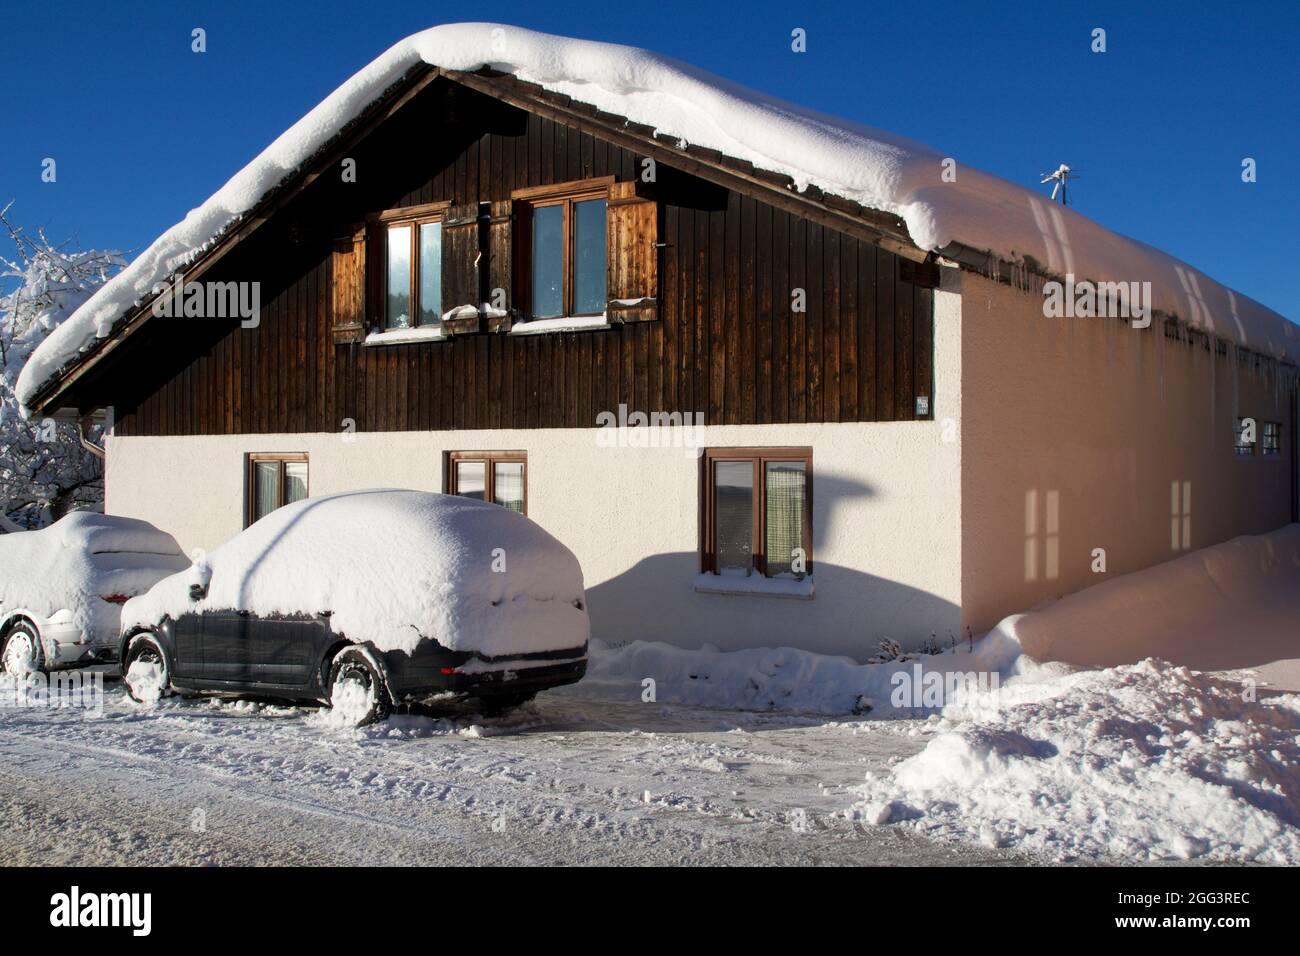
[120,489,589,657]
[0,513,188,640]
[18,22,1298,408]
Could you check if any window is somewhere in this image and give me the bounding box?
[1234,417,1256,457]
[702,448,811,578]
[1262,421,1281,456]
[247,454,309,526]
[514,179,611,319]
[378,202,449,330]
[447,451,527,514]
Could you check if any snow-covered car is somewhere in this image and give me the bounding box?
[119,489,590,725]
[0,512,189,675]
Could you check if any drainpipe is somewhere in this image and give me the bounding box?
[77,413,106,461]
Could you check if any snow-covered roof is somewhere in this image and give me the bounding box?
[18,22,1298,409]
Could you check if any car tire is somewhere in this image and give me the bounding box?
[0,621,45,677]
[122,633,173,704]
[327,647,391,728]
[479,691,537,716]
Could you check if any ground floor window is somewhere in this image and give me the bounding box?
[1262,421,1281,456]
[247,453,309,526]
[447,451,527,514]
[701,448,811,578]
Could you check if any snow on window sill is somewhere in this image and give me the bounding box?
[509,315,610,335]
[363,326,447,345]
[692,572,814,600]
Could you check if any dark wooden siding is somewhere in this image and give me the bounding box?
[110,80,934,437]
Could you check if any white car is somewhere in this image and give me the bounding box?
[0,512,189,674]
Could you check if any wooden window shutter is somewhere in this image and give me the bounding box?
[441,203,481,334]
[331,223,367,344]
[485,200,513,332]
[606,180,659,323]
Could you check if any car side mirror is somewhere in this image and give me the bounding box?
[188,559,212,601]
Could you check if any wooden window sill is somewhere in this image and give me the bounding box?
[691,572,815,600]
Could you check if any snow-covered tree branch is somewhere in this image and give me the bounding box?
[0,204,124,530]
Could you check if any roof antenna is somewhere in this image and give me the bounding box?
[1039,164,1078,206]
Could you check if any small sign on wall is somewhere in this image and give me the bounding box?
[916,396,931,417]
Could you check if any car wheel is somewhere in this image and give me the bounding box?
[0,622,44,677]
[122,634,172,704]
[479,691,537,716]
[327,648,390,728]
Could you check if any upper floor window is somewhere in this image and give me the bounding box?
[447,451,527,514]
[1262,421,1281,456]
[702,448,812,579]
[514,179,610,319]
[1234,417,1255,457]
[378,202,449,330]
[247,454,308,526]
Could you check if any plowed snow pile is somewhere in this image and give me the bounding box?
[851,658,1300,862]
[851,524,1300,863]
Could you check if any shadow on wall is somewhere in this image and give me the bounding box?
[584,552,960,661]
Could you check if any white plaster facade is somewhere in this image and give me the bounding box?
[103,269,1295,660]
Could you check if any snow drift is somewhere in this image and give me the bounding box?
[18,22,1297,410]
[1005,523,1300,671]
[851,659,1300,863]
[120,489,590,657]
[564,633,1024,716]
[0,512,188,640]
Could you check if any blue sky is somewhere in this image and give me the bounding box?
[4,0,1297,317]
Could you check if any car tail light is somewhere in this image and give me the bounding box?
[101,594,131,604]
[440,667,459,676]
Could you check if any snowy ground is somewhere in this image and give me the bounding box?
[0,676,1025,866]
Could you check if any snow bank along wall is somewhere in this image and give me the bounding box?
[959,269,1296,636]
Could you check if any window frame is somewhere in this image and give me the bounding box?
[446,450,529,514]
[1234,417,1256,457]
[374,200,452,330]
[1262,420,1282,457]
[700,447,813,578]
[513,177,614,320]
[245,453,309,527]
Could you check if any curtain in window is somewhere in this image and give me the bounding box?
[253,461,279,522]
[493,462,525,513]
[714,461,753,572]
[283,462,308,506]
[765,461,805,576]
[456,461,487,501]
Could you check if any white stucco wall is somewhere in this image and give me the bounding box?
[105,293,962,661]
[958,270,1296,636]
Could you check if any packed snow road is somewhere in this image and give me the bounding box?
[0,678,1024,866]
